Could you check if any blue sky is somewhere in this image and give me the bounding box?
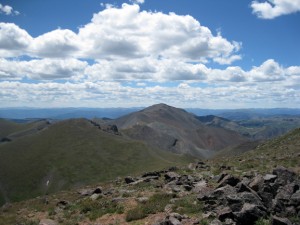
[0,0,299,108]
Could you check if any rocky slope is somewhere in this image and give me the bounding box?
[1,128,299,225]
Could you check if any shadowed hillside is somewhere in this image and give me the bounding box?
[0,118,192,206]
[196,114,300,140]
[0,119,50,142]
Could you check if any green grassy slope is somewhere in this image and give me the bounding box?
[211,127,300,175]
[0,119,50,140]
[0,119,192,205]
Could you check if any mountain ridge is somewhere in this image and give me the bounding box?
[109,103,248,158]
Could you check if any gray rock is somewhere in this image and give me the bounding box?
[272,198,286,215]
[238,192,263,206]
[217,206,234,221]
[169,212,184,220]
[209,219,223,225]
[264,174,277,182]
[290,191,300,206]
[272,166,296,186]
[90,193,100,201]
[233,203,267,225]
[226,194,243,212]
[249,175,264,192]
[39,219,57,225]
[211,185,237,199]
[218,175,240,188]
[168,216,182,225]
[276,183,295,202]
[165,172,180,182]
[258,191,273,208]
[271,215,292,225]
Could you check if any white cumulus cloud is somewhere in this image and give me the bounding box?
[0,58,88,80]
[129,0,145,4]
[0,3,19,15]
[0,3,241,64]
[0,23,32,57]
[251,0,300,19]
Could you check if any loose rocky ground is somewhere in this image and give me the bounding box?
[1,161,299,225]
[1,129,300,225]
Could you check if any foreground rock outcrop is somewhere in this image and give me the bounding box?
[196,166,299,225]
[1,160,299,225]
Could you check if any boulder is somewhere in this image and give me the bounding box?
[125,176,135,184]
[217,173,228,183]
[176,175,194,185]
[258,191,273,208]
[169,212,185,221]
[271,216,292,225]
[272,167,296,186]
[272,198,286,216]
[263,174,277,183]
[56,200,69,209]
[249,175,264,192]
[238,192,263,206]
[77,186,102,196]
[196,186,213,201]
[90,193,100,201]
[217,175,240,188]
[210,185,237,200]
[165,172,180,182]
[233,203,266,225]
[236,183,262,201]
[226,194,243,212]
[168,217,182,225]
[217,206,234,221]
[275,183,295,203]
[290,191,300,206]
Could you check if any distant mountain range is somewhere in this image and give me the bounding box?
[0,106,299,120]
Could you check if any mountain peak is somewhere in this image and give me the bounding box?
[142,103,183,113]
